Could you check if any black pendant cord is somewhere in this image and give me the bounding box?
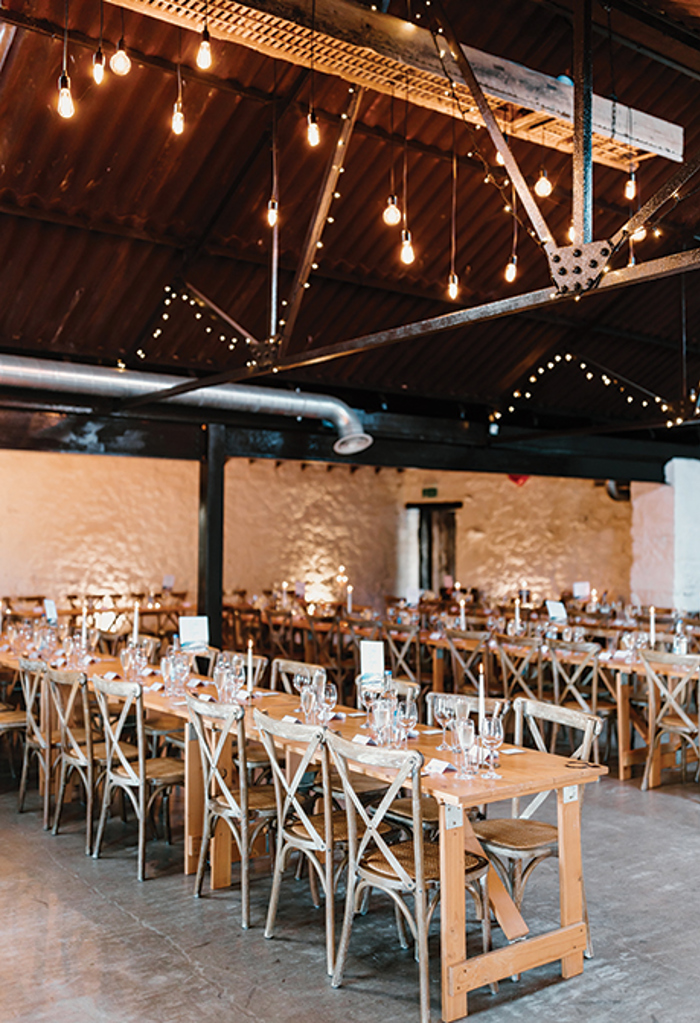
[63,0,69,72]
[681,267,688,401]
[450,115,457,277]
[402,73,409,230]
[389,87,395,197]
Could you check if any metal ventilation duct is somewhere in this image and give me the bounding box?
[0,355,373,456]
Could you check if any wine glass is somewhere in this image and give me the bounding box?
[372,697,392,746]
[319,682,338,726]
[434,694,452,752]
[301,684,316,724]
[161,653,176,696]
[450,696,469,751]
[359,675,382,729]
[396,698,418,748]
[481,715,504,779]
[456,719,476,779]
[231,655,246,695]
[293,668,310,712]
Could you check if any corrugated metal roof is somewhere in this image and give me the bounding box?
[0,0,699,442]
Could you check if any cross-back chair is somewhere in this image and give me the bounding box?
[548,639,608,761]
[17,658,50,826]
[639,650,700,790]
[444,628,491,693]
[266,610,295,660]
[327,731,490,1023]
[269,658,325,694]
[493,633,542,702]
[223,651,269,687]
[301,611,342,688]
[472,697,601,955]
[186,695,276,927]
[91,674,184,880]
[379,620,421,685]
[254,709,343,977]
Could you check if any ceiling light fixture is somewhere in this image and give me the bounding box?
[447,118,459,300]
[197,0,212,70]
[57,0,74,118]
[110,8,131,76]
[172,31,184,134]
[93,0,105,83]
[383,87,401,226]
[534,167,552,197]
[399,73,415,265]
[307,0,320,146]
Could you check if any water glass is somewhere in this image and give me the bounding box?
[301,685,316,724]
[396,698,418,748]
[456,719,476,779]
[480,716,504,779]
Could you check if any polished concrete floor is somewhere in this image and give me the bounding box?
[1,763,699,1023]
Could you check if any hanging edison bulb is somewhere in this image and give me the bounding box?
[568,223,576,243]
[400,228,415,265]
[631,224,647,242]
[504,254,517,283]
[534,168,552,197]
[383,195,401,226]
[57,72,74,118]
[267,198,279,227]
[307,111,320,147]
[495,149,505,166]
[625,169,636,201]
[172,99,184,135]
[447,271,459,300]
[93,47,105,84]
[110,39,131,76]
[197,25,212,70]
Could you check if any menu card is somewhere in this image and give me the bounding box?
[179,615,209,647]
[360,639,385,677]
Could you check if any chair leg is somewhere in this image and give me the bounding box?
[241,820,250,931]
[52,758,68,836]
[137,789,147,881]
[264,842,287,939]
[414,890,431,1023]
[85,763,94,856]
[331,876,357,989]
[42,748,53,831]
[394,902,409,950]
[194,810,213,897]
[18,740,30,812]
[93,778,112,860]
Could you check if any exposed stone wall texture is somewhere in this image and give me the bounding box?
[0,450,198,598]
[400,469,633,603]
[630,480,674,608]
[0,450,634,607]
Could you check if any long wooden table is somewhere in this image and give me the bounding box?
[3,649,604,1020]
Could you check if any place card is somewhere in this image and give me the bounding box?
[103,671,120,681]
[186,679,204,688]
[352,733,377,746]
[144,681,164,692]
[330,711,346,721]
[424,758,457,775]
[407,729,420,739]
[142,666,156,676]
[421,728,442,736]
[282,714,302,724]
[501,747,525,755]
[346,710,365,717]
[199,693,214,702]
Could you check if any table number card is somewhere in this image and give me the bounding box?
[179,615,209,648]
[44,599,58,625]
[360,639,385,677]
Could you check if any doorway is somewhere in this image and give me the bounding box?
[408,503,462,594]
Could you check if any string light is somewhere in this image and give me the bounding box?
[631,225,647,242]
[568,224,576,243]
[197,0,212,70]
[307,0,320,147]
[505,254,517,282]
[504,183,518,282]
[400,228,415,265]
[57,0,74,118]
[534,168,552,197]
[171,32,184,135]
[307,111,320,147]
[267,199,279,227]
[93,0,105,84]
[447,119,459,300]
[625,166,636,201]
[383,87,401,226]
[110,9,131,76]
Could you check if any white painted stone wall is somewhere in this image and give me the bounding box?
[0,449,634,608]
[0,449,198,598]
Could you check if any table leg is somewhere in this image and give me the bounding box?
[184,721,204,875]
[557,786,584,980]
[439,802,467,1022]
[463,818,529,941]
[433,647,445,693]
[616,671,632,781]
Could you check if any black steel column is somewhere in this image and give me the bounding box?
[198,423,226,648]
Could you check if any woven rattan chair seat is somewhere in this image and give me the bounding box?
[290,809,351,843]
[362,840,487,883]
[210,786,277,818]
[0,709,26,731]
[115,757,184,785]
[386,795,440,824]
[144,713,185,734]
[473,817,558,852]
[661,711,699,731]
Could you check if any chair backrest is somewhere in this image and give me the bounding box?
[266,611,295,660]
[343,615,381,675]
[511,696,602,819]
[18,658,46,750]
[270,658,325,693]
[186,694,248,820]
[91,674,146,786]
[379,620,420,684]
[223,651,269,687]
[444,629,491,692]
[46,668,91,765]
[493,634,542,701]
[425,690,500,725]
[547,639,600,712]
[640,650,700,734]
[184,645,220,678]
[326,730,425,892]
[253,709,330,853]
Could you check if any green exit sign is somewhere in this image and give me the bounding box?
[422,487,438,498]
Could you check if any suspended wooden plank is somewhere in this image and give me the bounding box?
[111,0,683,169]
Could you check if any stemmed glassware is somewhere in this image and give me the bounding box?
[456,719,476,779]
[434,694,454,751]
[480,715,504,779]
[318,682,338,726]
[372,696,392,746]
[359,674,383,729]
[301,684,316,724]
[293,668,311,712]
[230,654,246,694]
[396,697,418,748]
